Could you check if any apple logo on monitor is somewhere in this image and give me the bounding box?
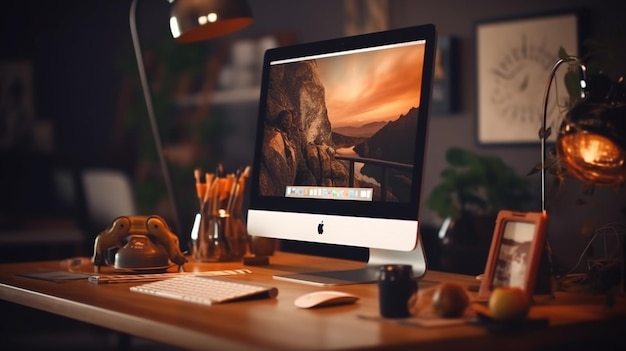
[317,221,324,235]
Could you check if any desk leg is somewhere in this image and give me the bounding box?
[114,332,131,350]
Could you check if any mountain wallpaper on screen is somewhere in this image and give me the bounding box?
[259,59,417,202]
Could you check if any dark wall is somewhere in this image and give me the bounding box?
[3,1,121,165]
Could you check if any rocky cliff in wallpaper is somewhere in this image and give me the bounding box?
[259,60,350,196]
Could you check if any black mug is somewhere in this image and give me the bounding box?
[378,264,417,318]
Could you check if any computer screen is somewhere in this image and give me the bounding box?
[247,24,437,285]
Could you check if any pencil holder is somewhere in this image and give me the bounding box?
[192,210,247,262]
[190,166,251,262]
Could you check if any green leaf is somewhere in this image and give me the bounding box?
[446,147,470,167]
[564,69,583,106]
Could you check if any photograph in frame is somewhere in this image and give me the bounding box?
[479,210,548,300]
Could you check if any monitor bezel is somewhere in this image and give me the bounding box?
[248,24,437,223]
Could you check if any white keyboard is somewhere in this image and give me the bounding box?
[130,276,278,306]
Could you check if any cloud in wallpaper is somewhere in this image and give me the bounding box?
[316,44,425,128]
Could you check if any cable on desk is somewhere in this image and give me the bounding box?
[556,222,624,294]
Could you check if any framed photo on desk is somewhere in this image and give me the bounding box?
[475,11,580,144]
[479,210,547,299]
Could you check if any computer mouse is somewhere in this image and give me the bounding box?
[294,291,359,309]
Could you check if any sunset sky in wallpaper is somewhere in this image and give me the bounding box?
[316,43,425,128]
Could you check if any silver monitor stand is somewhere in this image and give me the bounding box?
[273,236,427,286]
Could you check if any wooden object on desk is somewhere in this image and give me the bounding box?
[1,251,625,351]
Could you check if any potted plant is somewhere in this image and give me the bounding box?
[425,147,534,274]
[427,147,534,226]
[114,32,232,228]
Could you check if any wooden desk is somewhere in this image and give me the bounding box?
[0,252,625,351]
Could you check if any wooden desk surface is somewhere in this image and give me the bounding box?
[1,251,625,351]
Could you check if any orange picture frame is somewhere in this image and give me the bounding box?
[479,210,548,300]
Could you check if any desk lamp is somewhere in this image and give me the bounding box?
[540,55,626,213]
[538,55,626,293]
[129,0,252,233]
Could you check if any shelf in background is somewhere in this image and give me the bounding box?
[176,87,260,107]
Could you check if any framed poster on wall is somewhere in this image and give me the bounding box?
[475,12,579,144]
[431,36,459,115]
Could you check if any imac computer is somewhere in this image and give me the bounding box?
[247,24,437,285]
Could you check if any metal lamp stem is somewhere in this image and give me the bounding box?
[540,56,587,213]
[129,0,182,234]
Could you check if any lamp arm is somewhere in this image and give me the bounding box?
[129,0,182,234]
[540,56,587,213]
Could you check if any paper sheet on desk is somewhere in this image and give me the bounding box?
[88,269,252,284]
[19,270,92,283]
[358,313,470,328]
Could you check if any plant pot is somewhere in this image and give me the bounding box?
[438,212,496,275]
